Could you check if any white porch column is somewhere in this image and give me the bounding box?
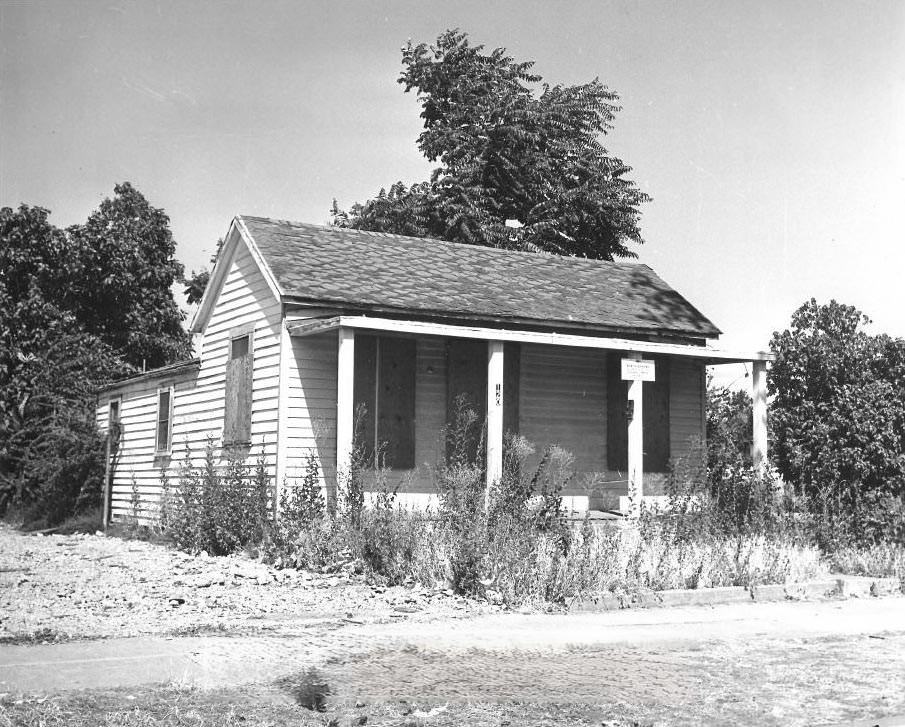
[627,352,644,516]
[752,359,768,471]
[336,327,355,500]
[486,340,505,502]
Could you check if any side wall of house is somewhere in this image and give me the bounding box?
[97,239,283,522]
[669,357,706,464]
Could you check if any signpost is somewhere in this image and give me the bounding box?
[621,358,656,382]
[621,355,655,517]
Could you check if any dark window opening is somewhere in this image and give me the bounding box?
[353,335,416,469]
[224,334,253,445]
[606,356,670,473]
[155,389,172,452]
[108,400,121,452]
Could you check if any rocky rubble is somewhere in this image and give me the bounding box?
[0,525,493,642]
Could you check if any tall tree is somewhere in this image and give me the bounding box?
[69,183,191,369]
[769,299,905,514]
[0,205,125,521]
[333,29,650,260]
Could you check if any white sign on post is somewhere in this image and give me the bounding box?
[621,358,656,382]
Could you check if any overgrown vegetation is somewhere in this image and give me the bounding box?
[769,299,905,549]
[158,440,271,556]
[155,399,829,607]
[1,187,191,528]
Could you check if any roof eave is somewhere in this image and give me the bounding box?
[282,296,721,342]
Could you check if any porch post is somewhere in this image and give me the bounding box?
[752,359,768,472]
[336,327,355,502]
[627,352,644,516]
[486,340,505,505]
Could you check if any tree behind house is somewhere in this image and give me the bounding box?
[333,29,650,261]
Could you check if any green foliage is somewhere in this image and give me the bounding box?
[769,299,905,542]
[334,29,650,260]
[181,237,224,306]
[1,188,192,525]
[164,441,272,555]
[706,376,754,483]
[269,452,326,559]
[68,182,192,369]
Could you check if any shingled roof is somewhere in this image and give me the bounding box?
[239,216,721,339]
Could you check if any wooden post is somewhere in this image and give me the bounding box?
[752,359,768,472]
[627,352,644,516]
[274,324,292,520]
[336,327,355,505]
[485,340,505,506]
[102,431,112,532]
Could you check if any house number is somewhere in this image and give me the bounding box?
[495,383,502,406]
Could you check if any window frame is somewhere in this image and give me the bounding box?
[223,326,255,447]
[155,385,175,455]
[108,397,122,452]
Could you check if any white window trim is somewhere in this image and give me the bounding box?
[228,325,256,361]
[108,397,122,450]
[155,385,175,455]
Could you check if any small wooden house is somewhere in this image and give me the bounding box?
[97,216,770,523]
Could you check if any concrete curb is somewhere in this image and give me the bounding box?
[569,575,903,612]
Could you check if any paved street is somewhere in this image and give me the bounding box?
[3,597,905,725]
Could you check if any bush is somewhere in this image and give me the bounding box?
[163,439,271,555]
[14,415,107,529]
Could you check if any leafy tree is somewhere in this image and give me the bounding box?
[68,183,192,369]
[705,377,754,478]
[0,206,126,521]
[181,237,223,306]
[769,299,905,533]
[1,187,190,523]
[333,29,650,260]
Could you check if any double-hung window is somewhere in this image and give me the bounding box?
[155,387,174,453]
[108,399,121,452]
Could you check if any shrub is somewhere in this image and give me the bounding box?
[164,439,271,555]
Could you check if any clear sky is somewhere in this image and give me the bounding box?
[2,0,903,382]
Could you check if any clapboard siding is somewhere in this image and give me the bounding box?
[669,357,705,462]
[98,238,282,522]
[284,331,338,492]
[519,344,608,496]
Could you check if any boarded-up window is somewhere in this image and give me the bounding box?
[108,399,121,452]
[606,356,670,473]
[155,389,172,452]
[445,339,520,463]
[224,334,253,445]
[353,335,416,469]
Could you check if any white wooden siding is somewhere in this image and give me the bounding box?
[97,239,283,522]
[284,331,338,493]
[669,358,705,463]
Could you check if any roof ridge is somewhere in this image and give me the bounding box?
[236,214,648,269]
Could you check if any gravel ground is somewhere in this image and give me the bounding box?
[0,524,493,642]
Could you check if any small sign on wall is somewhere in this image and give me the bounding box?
[621,358,656,382]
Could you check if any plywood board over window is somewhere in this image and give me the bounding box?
[224,332,253,445]
[607,356,670,473]
[353,335,416,469]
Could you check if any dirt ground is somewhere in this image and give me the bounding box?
[2,524,905,726]
[0,524,494,642]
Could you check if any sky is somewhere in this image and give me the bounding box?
[2,0,903,388]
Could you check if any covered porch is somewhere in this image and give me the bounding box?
[288,315,772,513]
